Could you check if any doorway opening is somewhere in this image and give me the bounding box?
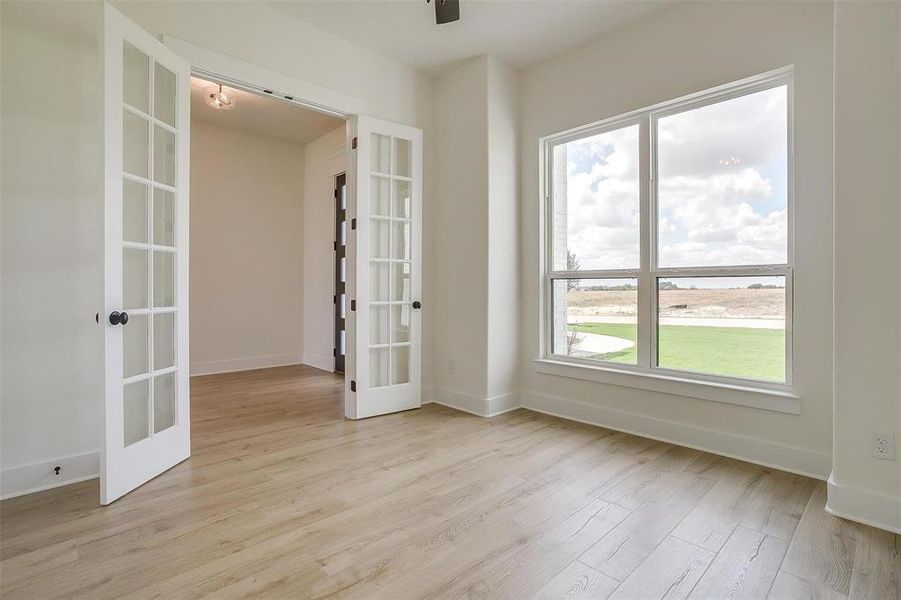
[188,74,349,404]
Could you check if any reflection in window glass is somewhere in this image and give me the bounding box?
[656,276,786,381]
[552,124,640,271]
[551,278,637,364]
[657,86,788,268]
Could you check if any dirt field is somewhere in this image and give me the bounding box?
[566,288,785,319]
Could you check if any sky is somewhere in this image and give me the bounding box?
[560,85,788,275]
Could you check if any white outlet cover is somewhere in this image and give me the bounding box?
[870,432,896,461]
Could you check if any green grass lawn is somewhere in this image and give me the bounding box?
[569,322,785,382]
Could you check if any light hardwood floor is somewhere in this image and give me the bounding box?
[1,365,898,599]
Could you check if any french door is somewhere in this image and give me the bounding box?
[346,117,423,419]
[101,4,191,504]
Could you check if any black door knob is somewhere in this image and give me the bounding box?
[412,301,422,309]
[109,311,129,325]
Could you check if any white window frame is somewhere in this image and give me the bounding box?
[538,68,796,410]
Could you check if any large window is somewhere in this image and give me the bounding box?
[545,73,791,387]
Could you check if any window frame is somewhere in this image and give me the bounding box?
[541,69,794,395]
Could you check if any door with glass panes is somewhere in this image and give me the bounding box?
[102,4,190,504]
[346,117,423,419]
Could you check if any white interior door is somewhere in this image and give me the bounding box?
[346,117,423,419]
[102,4,190,504]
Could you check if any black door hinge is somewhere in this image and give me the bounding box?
[351,218,357,230]
[351,299,356,311]
[350,380,356,392]
[333,348,336,357]
[333,241,337,251]
[333,294,337,304]
[351,137,358,150]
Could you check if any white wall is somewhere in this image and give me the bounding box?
[429,55,521,414]
[189,120,306,375]
[518,1,835,478]
[829,0,901,532]
[1,2,104,497]
[486,57,521,401]
[431,57,491,403]
[302,126,347,372]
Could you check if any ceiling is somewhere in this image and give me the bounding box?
[265,0,667,72]
[190,76,344,145]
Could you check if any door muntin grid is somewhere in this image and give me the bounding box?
[121,41,179,446]
[368,133,413,389]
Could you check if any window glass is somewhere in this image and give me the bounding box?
[656,276,786,381]
[552,124,640,271]
[552,278,638,365]
[657,86,788,267]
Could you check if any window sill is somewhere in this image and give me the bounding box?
[532,358,800,415]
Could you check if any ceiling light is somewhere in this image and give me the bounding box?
[205,84,234,110]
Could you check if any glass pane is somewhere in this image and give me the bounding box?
[123,314,149,378]
[657,86,788,268]
[391,305,410,343]
[123,111,149,178]
[340,257,346,283]
[391,262,411,302]
[551,278,638,365]
[153,126,176,187]
[153,312,175,370]
[370,305,389,345]
[123,179,148,243]
[394,138,412,177]
[124,379,150,446]
[551,123,640,271]
[370,262,390,302]
[153,251,175,307]
[123,248,148,309]
[123,42,149,113]
[154,62,177,127]
[153,188,176,246]
[392,346,410,384]
[153,371,176,433]
[371,133,391,174]
[369,347,389,388]
[339,294,346,319]
[370,219,390,259]
[656,276,786,381]
[392,221,411,260]
[370,176,390,216]
[340,220,346,246]
[339,329,345,355]
[393,179,412,219]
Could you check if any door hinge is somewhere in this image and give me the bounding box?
[350,299,356,311]
[351,136,358,150]
[334,188,339,199]
[333,294,337,304]
[333,348,336,357]
[333,241,337,251]
[350,380,356,392]
[351,218,357,230]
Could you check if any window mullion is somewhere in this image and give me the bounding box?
[637,114,653,370]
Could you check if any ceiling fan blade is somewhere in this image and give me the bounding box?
[435,0,460,25]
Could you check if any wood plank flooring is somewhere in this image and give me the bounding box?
[1,365,898,599]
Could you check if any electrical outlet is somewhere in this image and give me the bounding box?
[870,433,896,461]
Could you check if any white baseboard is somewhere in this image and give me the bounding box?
[521,390,832,481]
[1,451,99,500]
[826,473,901,534]
[190,353,303,376]
[303,352,335,373]
[425,386,521,417]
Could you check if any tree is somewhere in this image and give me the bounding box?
[566,250,581,291]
